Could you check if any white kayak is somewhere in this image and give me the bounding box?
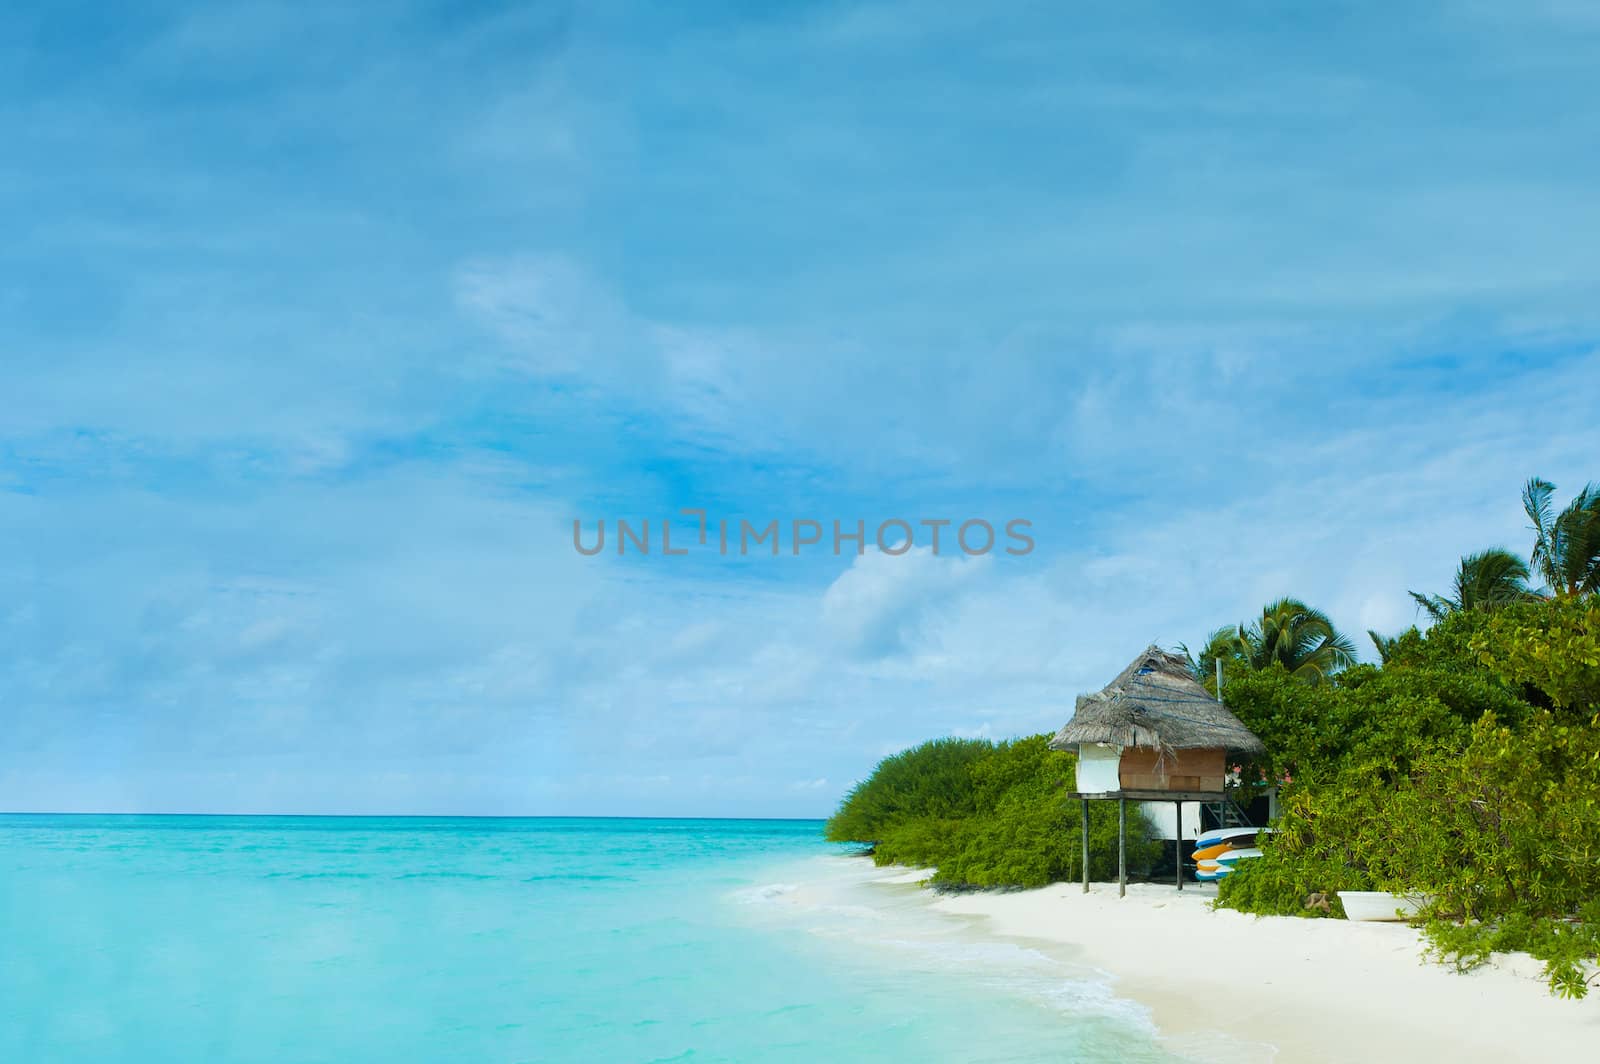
[1215,847,1263,864]
[1194,826,1273,849]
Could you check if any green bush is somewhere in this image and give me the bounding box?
[1222,633,1526,789]
[1215,844,1366,919]
[824,737,992,844]
[828,734,1162,889]
[1470,597,1600,713]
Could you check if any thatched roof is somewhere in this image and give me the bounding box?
[1049,646,1266,756]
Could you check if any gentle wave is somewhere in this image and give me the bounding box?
[729,856,1160,1034]
[2,815,1178,1063]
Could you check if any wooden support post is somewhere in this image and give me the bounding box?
[1174,800,1183,890]
[1080,798,1090,893]
[1117,796,1127,898]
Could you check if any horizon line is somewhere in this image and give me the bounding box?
[0,810,829,822]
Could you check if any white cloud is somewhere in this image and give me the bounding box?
[7,0,1600,818]
[456,255,636,377]
[820,548,990,658]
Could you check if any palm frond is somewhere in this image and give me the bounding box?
[1455,548,1531,611]
[1547,490,1600,596]
[1568,484,1600,596]
[1322,629,1358,669]
[1235,596,1357,682]
[1368,629,1400,664]
[1408,589,1451,622]
[1524,476,1559,592]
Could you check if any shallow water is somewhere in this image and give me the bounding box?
[0,814,1182,1062]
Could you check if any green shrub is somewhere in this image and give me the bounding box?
[1470,597,1600,713]
[1423,904,1600,1000]
[829,734,1162,889]
[1222,638,1525,789]
[1214,847,1366,918]
[824,737,992,843]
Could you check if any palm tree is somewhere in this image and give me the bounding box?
[1523,477,1600,597]
[1192,597,1358,686]
[1408,548,1534,622]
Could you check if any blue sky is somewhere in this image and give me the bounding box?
[3,1,1598,816]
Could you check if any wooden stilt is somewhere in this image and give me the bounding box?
[1117,796,1127,898]
[1174,800,1183,890]
[1080,798,1090,893]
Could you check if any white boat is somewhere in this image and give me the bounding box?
[1337,891,1429,922]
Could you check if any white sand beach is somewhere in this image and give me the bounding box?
[846,862,1600,1062]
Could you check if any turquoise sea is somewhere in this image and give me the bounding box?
[0,815,1183,1062]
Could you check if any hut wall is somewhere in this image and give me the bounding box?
[1139,801,1204,841]
[1075,743,1122,792]
[1118,747,1225,792]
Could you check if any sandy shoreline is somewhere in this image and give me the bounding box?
[837,861,1600,1062]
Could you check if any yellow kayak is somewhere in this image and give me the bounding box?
[1191,842,1235,862]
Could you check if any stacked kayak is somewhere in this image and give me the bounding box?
[1191,826,1271,881]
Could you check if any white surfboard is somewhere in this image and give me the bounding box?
[1215,847,1262,864]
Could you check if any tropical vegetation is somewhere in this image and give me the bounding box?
[1217,597,1600,997]
[824,735,1161,889]
[1524,477,1600,597]
[827,474,1600,998]
[1189,597,1357,688]
[1407,547,1533,622]
[1211,477,1600,998]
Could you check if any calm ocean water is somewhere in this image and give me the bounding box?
[0,815,1181,1062]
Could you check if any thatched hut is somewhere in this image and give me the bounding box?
[1050,646,1266,795]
